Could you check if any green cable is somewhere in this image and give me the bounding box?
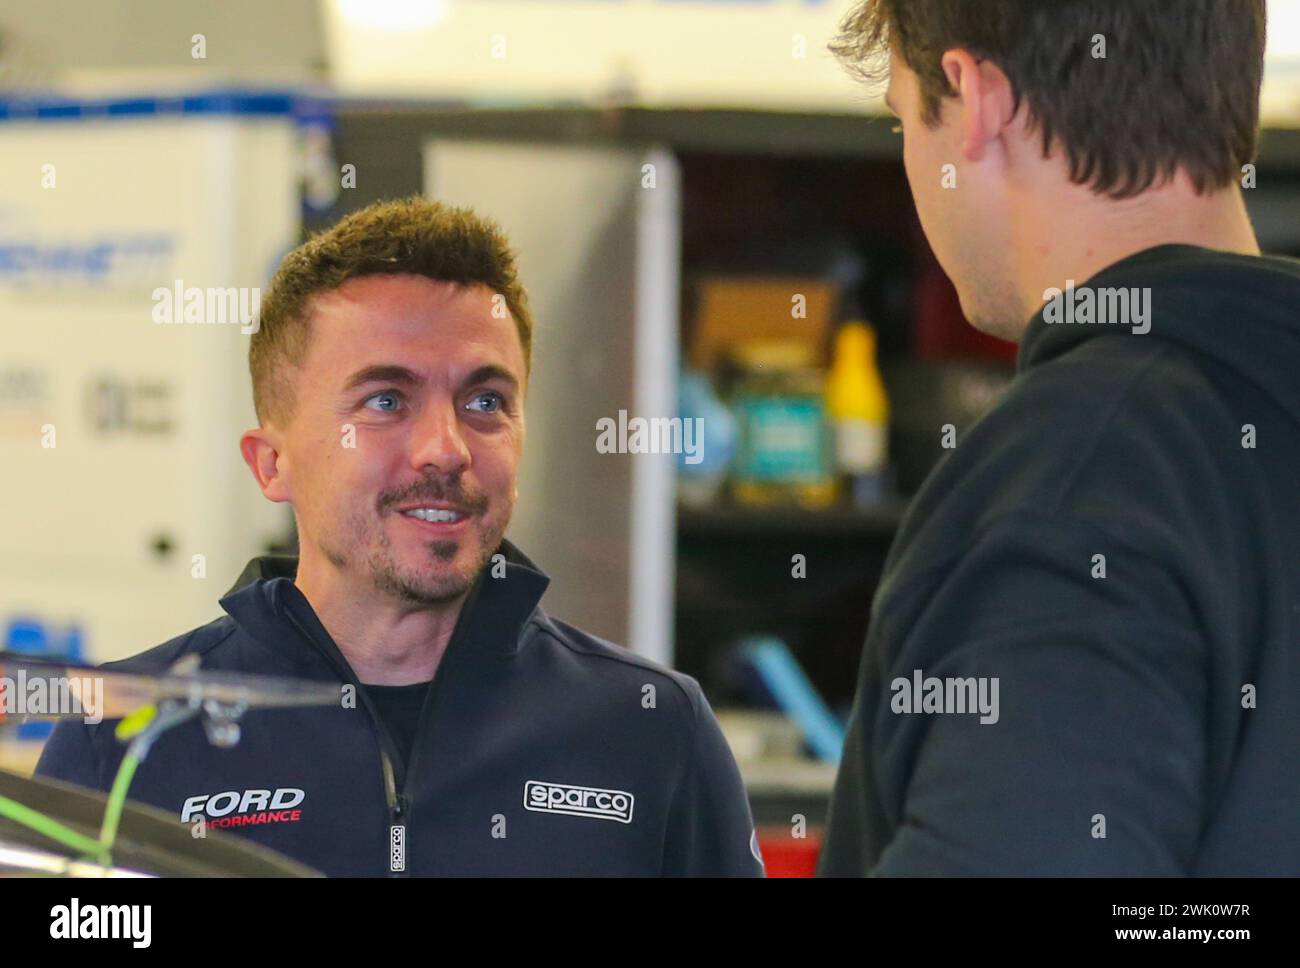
[0,793,107,862]
[98,749,141,859]
[1,703,181,872]
[0,702,154,869]
[0,750,140,870]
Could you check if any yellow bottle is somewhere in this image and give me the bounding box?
[825,322,889,505]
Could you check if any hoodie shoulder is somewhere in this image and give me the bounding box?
[100,615,242,673]
[889,329,1245,607]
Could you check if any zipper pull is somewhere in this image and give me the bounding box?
[389,795,408,873]
[390,823,406,873]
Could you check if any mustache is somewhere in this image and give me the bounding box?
[381,477,490,513]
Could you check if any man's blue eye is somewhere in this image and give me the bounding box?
[364,392,401,412]
[468,391,503,414]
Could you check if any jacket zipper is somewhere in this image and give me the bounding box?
[390,646,454,874]
[280,576,493,877]
[283,606,412,877]
[385,750,409,876]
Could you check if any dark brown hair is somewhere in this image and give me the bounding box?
[830,0,1266,198]
[250,196,533,426]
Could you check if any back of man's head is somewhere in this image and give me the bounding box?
[831,1,1267,337]
[833,0,1266,198]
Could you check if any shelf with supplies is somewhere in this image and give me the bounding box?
[676,498,910,538]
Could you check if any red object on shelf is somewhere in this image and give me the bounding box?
[912,251,1017,363]
[756,825,823,878]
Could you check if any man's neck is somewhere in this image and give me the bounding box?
[293,555,470,686]
[1011,171,1260,327]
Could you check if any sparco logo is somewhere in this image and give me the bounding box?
[524,781,634,823]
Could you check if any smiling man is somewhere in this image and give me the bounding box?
[36,197,764,877]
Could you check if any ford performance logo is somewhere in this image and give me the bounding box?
[524,781,634,824]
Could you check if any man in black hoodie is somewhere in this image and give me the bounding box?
[820,1,1300,874]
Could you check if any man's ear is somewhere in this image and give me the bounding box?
[940,49,1017,163]
[240,427,291,503]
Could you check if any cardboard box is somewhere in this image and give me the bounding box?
[688,275,839,370]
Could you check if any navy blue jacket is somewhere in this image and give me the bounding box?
[820,244,1300,875]
[37,541,764,877]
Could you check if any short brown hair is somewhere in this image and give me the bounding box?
[250,196,533,426]
[830,0,1266,199]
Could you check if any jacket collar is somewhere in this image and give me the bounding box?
[218,538,552,660]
